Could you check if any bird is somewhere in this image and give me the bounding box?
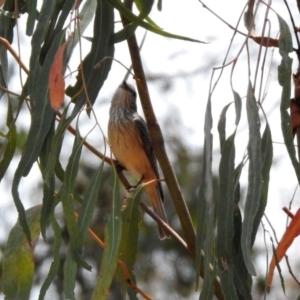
[108,81,169,239]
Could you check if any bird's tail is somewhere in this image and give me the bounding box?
[145,183,170,239]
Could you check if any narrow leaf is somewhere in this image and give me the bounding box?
[241,80,262,276]
[106,0,205,44]
[217,132,238,300]
[277,15,300,186]
[233,91,242,126]
[199,96,215,299]
[26,0,37,36]
[116,188,142,296]
[91,167,122,300]
[77,159,105,238]
[39,210,62,299]
[0,99,16,180]
[251,123,272,245]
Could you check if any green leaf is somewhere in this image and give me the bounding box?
[40,122,56,239]
[0,99,16,180]
[111,0,154,44]
[26,0,37,36]
[199,96,215,299]
[3,205,42,300]
[106,0,205,44]
[44,106,71,186]
[12,30,65,243]
[116,188,142,297]
[28,0,56,94]
[233,91,242,126]
[251,123,272,246]
[77,159,105,239]
[91,167,122,300]
[276,15,300,187]
[241,80,262,276]
[62,126,90,299]
[217,132,238,300]
[39,209,62,300]
[217,102,233,153]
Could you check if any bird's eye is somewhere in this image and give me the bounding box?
[131,90,137,98]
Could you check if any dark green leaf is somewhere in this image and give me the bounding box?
[241,80,262,276]
[217,102,233,153]
[39,210,62,300]
[217,132,238,300]
[277,15,300,187]
[77,159,105,239]
[40,122,56,239]
[116,187,142,296]
[251,123,272,246]
[0,99,16,180]
[199,97,215,299]
[26,0,37,36]
[106,0,205,43]
[91,167,122,300]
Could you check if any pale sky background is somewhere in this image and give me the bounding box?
[1,0,300,299]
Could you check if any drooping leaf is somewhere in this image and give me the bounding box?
[251,123,273,245]
[241,80,262,276]
[233,90,242,126]
[26,0,37,36]
[116,187,142,297]
[62,126,91,299]
[39,207,62,300]
[0,98,16,180]
[106,0,205,44]
[3,205,42,300]
[217,132,238,300]
[244,0,255,33]
[277,16,299,187]
[91,167,122,300]
[77,159,105,239]
[111,0,154,44]
[217,102,232,153]
[39,122,55,239]
[12,30,65,243]
[199,96,215,300]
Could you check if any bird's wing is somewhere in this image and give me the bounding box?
[133,113,164,202]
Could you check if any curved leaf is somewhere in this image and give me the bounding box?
[91,167,122,300]
[241,80,262,276]
[106,0,205,43]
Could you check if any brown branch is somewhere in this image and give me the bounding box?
[0,37,29,74]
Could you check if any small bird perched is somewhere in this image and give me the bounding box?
[108,81,169,239]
